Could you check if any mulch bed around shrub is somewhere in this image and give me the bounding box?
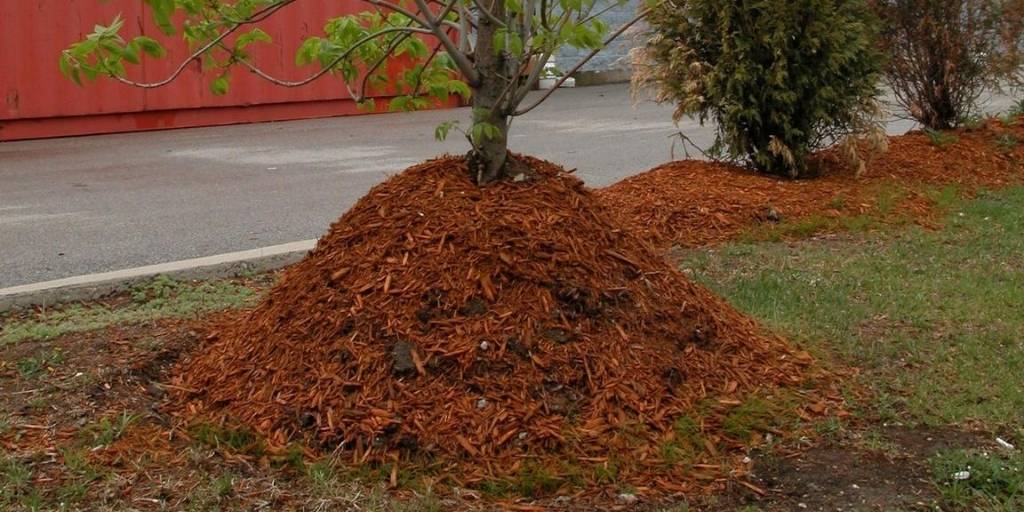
[598,119,1024,248]
[165,155,834,496]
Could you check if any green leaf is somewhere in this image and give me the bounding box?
[295,38,321,66]
[389,95,411,112]
[448,80,471,99]
[123,42,141,65]
[133,36,166,58]
[236,28,272,50]
[144,0,177,35]
[210,75,230,96]
[357,98,377,112]
[435,120,458,141]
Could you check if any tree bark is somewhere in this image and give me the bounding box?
[468,0,511,184]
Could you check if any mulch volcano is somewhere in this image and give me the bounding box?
[599,118,1024,248]
[169,155,823,494]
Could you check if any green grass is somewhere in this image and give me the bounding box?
[16,349,64,378]
[681,187,1024,427]
[0,275,261,345]
[930,447,1024,510]
[924,128,960,148]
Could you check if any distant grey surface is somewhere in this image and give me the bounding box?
[0,83,1015,287]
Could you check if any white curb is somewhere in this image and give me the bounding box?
[0,239,317,312]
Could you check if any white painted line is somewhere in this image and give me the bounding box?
[0,239,315,299]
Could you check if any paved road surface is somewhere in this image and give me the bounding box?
[0,84,1013,287]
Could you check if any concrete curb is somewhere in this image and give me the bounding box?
[0,239,317,312]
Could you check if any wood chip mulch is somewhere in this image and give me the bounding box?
[598,118,1024,248]
[166,155,830,495]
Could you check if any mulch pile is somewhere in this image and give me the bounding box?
[598,118,1024,248]
[169,155,825,494]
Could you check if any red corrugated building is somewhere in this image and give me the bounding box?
[0,0,436,141]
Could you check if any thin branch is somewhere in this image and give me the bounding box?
[510,48,553,105]
[412,0,480,85]
[472,0,507,27]
[111,0,295,88]
[513,8,649,116]
[357,32,415,99]
[229,26,434,88]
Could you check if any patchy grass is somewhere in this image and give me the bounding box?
[739,181,936,243]
[0,275,266,346]
[681,187,1024,428]
[15,349,64,378]
[930,446,1024,510]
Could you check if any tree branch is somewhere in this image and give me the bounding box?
[513,8,649,116]
[109,0,295,88]
[411,0,481,85]
[472,0,507,27]
[224,26,434,88]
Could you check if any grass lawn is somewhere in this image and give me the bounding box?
[679,187,1024,511]
[2,188,1024,511]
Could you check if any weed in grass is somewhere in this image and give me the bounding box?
[306,459,337,488]
[961,115,986,131]
[812,417,847,442]
[86,411,138,447]
[1,456,32,496]
[593,458,621,485]
[190,423,265,456]
[924,128,960,148]
[478,463,565,498]
[212,473,234,497]
[996,133,1020,153]
[857,429,901,456]
[60,447,106,485]
[273,442,307,471]
[930,448,1024,510]
[839,214,873,232]
[131,274,180,303]
[923,184,961,212]
[16,349,64,378]
[722,396,793,443]
[394,493,444,512]
[1006,100,1024,118]
[55,480,90,505]
[659,415,705,465]
[828,194,847,210]
[874,184,906,217]
[998,112,1021,127]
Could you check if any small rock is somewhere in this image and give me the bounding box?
[391,340,418,375]
[797,503,807,509]
[761,206,782,223]
[518,432,528,440]
[479,341,491,351]
[953,470,971,481]
[476,398,488,410]
[461,298,488,317]
[545,328,574,344]
[616,493,638,504]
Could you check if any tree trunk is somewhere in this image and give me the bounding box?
[468,0,511,184]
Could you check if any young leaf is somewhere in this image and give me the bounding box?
[435,120,459,141]
[210,75,230,95]
[133,36,166,58]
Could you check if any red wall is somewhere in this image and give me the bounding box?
[0,0,432,141]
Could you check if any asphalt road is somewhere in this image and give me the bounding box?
[0,84,1014,287]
